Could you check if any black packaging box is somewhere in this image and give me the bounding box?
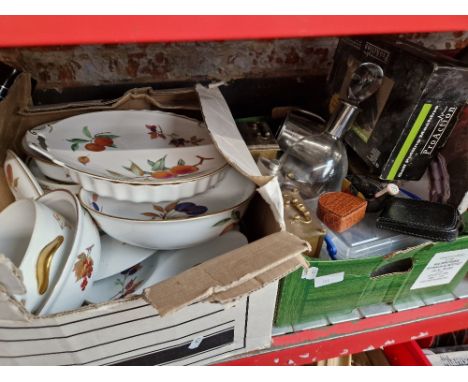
[328,37,468,181]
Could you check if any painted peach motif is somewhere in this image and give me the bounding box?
[123,155,213,179]
[67,126,119,152]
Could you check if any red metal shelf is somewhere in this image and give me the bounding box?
[384,341,432,366]
[1,15,466,366]
[0,16,467,47]
[216,298,468,365]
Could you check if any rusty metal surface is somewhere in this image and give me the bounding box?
[0,38,337,90]
[0,32,465,91]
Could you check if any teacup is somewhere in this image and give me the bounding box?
[35,190,101,315]
[0,199,73,313]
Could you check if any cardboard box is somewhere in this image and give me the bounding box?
[275,235,468,327]
[0,74,309,365]
[328,36,468,181]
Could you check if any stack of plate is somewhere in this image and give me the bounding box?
[25,110,256,250]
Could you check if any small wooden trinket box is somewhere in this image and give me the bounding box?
[317,192,367,233]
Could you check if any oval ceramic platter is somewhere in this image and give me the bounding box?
[86,231,247,304]
[79,168,255,249]
[26,111,228,202]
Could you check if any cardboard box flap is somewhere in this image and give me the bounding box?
[209,257,307,304]
[257,177,285,230]
[196,84,285,227]
[196,84,268,185]
[24,85,201,113]
[146,231,310,316]
[0,255,26,295]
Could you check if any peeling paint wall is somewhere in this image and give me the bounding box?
[0,32,466,91]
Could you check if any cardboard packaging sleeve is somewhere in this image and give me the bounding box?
[0,74,310,365]
[328,36,468,181]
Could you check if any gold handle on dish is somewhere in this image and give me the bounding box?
[36,235,64,295]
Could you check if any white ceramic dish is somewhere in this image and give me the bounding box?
[32,157,74,184]
[0,199,73,313]
[35,190,101,315]
[28,160,81,195]
[22,133,74,183]
[95,235,158,281]
[26,110,228,202]
[79,168,255,249]
[86,231,248,304]
[4,150,43,200]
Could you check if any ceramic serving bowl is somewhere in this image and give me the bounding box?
[35,190,101,315]
[26,110,228,203]
[95,235,158,281]
[86,231,248,304]
[4,150,43,200]
[22,135,73,183]
[0,198,73,313]
[28,160,81,195]
[79,167,255,249]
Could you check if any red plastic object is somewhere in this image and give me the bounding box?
[384,341,432,366]
[0,16,467,47]
[216,298,468,365]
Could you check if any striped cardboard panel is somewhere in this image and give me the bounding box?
[0,283,277,365]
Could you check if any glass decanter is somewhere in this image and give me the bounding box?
[275,62,384,200]
[278,103,355,199]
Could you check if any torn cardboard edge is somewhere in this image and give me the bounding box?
[0,285,33,322]
[209,257,305,304]
[146,231,310,316]
[196,84,285,229]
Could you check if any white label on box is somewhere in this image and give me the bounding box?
[411,249,468,290]
[301,267,319,280]
[314,272,345,288]
[188,336,204,350]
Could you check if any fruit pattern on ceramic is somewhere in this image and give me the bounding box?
[78,156,90,165]
[146,124,205,147]
[212,210,241,236]
[141,201,208,220]
[67,126,119,152]
[5,163,19,191]
[112,263,144,300]
[90,193,208,221]
[73,245,95,291]
[121,154,213,180]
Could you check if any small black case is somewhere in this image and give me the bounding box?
[376,197,461,242]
